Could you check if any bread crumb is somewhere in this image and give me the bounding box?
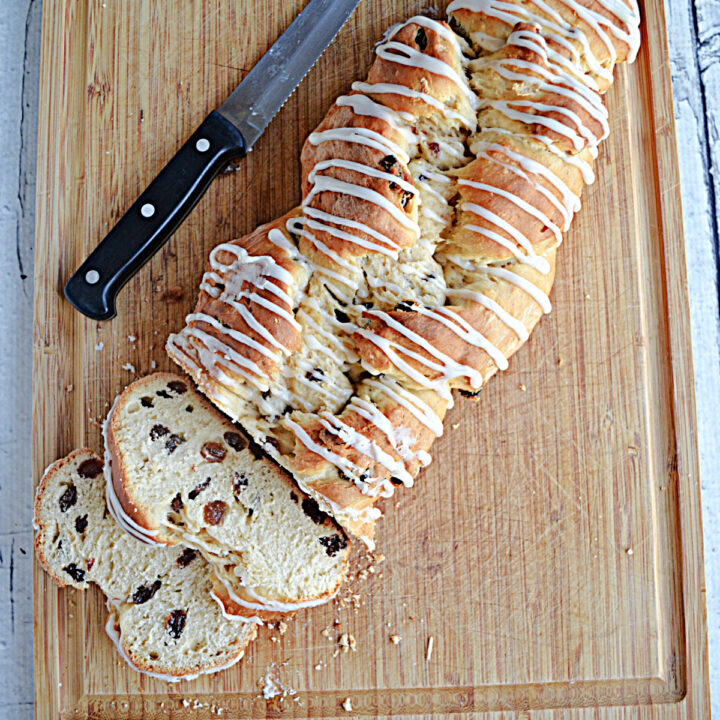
[626,548,634,555]
[518,383,527,391]
[557,356,564,366]
[390,634,401,644]
[426,635,434,661]
[342,698,353,712]
[259,663,294,700]
[338,633,357,653]
[151,360,157,369]
[451,422,460,429]
[94,342,104,351]
[161,286,184,303]
[65,384,74,393]
[127,334,136,342]
[585,293,591,299]
[278,620,288,635]
[121,363,136,373]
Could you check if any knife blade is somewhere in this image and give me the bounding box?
[64,0,361,321]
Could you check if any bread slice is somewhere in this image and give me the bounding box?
[34,449,257,681]
[104,373,350,619]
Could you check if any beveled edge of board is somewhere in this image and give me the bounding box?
[640,0,711,716]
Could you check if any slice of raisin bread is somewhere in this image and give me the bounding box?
[34,449,257,681]
[104,373,350,619]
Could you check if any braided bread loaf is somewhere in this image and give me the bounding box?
[168,1,641,547]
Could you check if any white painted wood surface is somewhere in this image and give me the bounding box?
[0,0,716,716]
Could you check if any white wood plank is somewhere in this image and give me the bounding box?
[664,0,720,713]
[0,0,42,718]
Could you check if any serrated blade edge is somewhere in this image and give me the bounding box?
[218,0,361,149]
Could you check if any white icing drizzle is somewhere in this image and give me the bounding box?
[387,15,466,52]
[375,39,479,110]
[182,323,269,389]
[266,227,298,254]
[470,263,553,313]
[356,327,453,401]
[365,378,444,437]
[102,399,164,547]
[200,243,300,349]
[188,312,279,362]
[304,176,420,235]
[362,308,485,389]
[478,125,596,184]
[353,81,472,125]
[448,0,640,75]
[284,416,370,487]
[218,565,340,612]
[482,24,610,137]
[104,607,246,683]
[487,53,609,143]
[473,138,580,220]
[347,396,421,467]
[309,126,410,164]
[461,198,553,273]
[300,211,400,258]
[210,591,264,625]
[489,98,595,151]
[310,158,418,196]
[336,93,415,128]
[460,177,562,243]
[446,287,530,341]
[414,303,509,370]
[318,412,414,491]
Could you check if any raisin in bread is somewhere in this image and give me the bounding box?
[104,373,350,620]
[34,449,257,681]
[168,7,641,547]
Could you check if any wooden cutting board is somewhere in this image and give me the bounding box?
[32,0,710,717]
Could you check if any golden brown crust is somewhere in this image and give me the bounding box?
[470,23,609,154]
[210,575,293,623]
[107,419,166,540]
[183,211,305,391]
[300,101,417,265]
[443,129,587,261]
[367,20,475,123]
[107,373,191,541]
[451,0,638,81]
[299,100,418,267]
[33,449,100,588]
[353,251,556,392]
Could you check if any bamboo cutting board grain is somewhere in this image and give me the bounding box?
[32,0,710,718]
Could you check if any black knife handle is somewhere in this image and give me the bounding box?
[64,110,246,321]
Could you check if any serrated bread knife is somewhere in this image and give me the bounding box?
[65,0,362,321]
